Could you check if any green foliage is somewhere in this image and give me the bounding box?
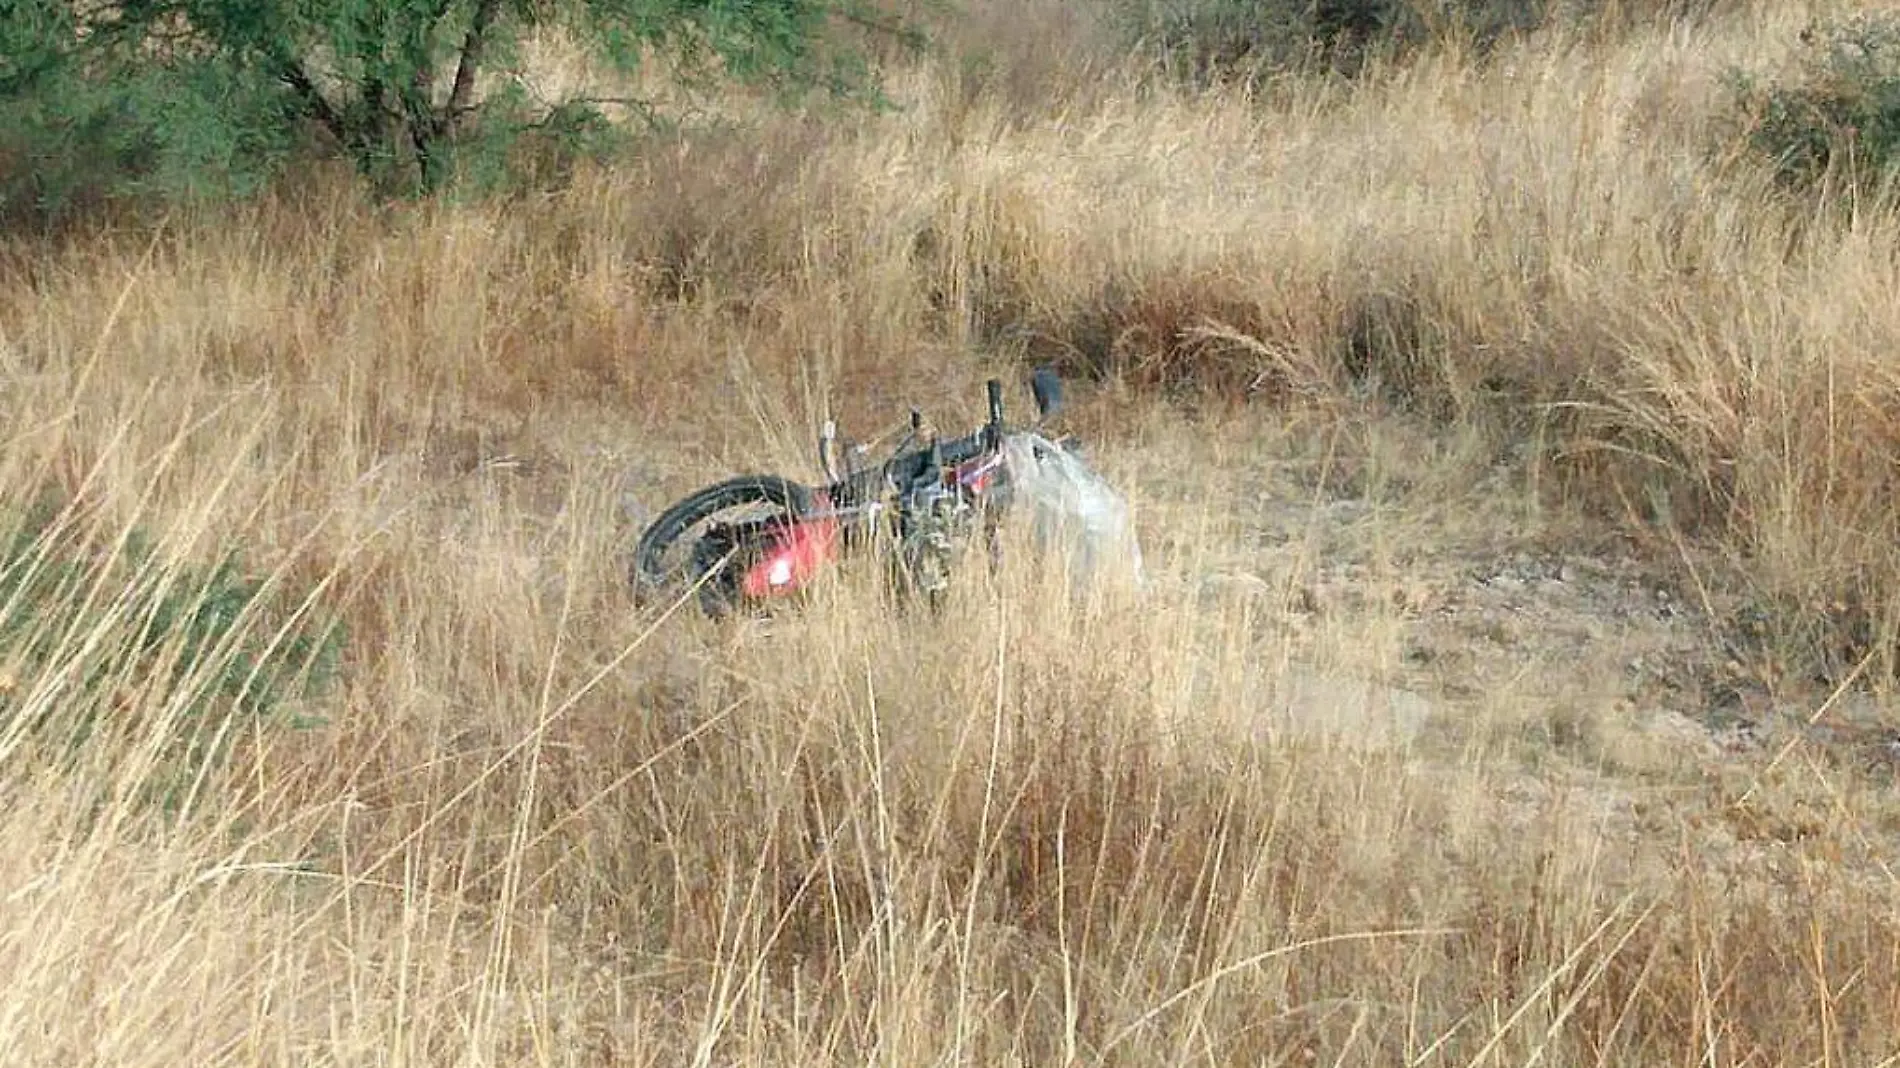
[1107,0,1727,83]
[0,497,344,791]
[1106,0,1549,80]
[0,0,918,222]
[0,5,301,227]
[1727,14,1900,197]
[1113,0,1321,77]
[440,82,647,199]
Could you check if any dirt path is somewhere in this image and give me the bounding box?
[1092,406,1900,892]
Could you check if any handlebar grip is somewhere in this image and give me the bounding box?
[986,379,1003,431]
[936,432,985,466]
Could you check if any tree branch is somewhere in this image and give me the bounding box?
[830,2,926,45]
[404,50,442,188]
[444,0,502,134]
[275,57,349,148]
[542,94,665,127]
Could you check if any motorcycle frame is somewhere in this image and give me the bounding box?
[653,367,1063,614]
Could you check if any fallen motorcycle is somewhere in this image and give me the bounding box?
[630,366,1128,618]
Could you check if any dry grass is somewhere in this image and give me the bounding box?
[4,0,1900,1063]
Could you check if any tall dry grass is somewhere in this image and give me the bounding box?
[3,0,1900,1062]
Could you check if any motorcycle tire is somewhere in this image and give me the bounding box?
[630,474,816,608]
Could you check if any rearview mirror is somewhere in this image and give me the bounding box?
[1031,365,1063,421]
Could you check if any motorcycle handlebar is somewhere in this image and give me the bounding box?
[821,427,991,509]
[936,428,988,466]
[818,377,1016,508]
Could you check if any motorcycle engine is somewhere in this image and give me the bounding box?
[897,478,972,598]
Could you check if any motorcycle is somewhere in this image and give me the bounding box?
[630,366,1084,618]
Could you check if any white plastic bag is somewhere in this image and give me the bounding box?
[1001,432,1145,592]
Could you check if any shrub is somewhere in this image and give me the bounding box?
[1109,0,1735,84]
[1728,14,1900,197]
[1106,0,1552,81]
[0,497,344,801]
[0,0,919,226]
[0,41,304,232]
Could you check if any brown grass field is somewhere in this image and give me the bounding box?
[5,0,1900,1062]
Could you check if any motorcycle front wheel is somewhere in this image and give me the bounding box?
[630,474,815,617]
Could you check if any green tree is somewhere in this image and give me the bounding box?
[0,0,918,216]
